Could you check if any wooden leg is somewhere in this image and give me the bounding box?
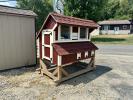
[57,66,62,80]
[39,59,58,80]
[92,51,96,70]
[61,67,69,77]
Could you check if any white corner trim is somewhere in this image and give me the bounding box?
[58,25,61,41]
[42,31,45,59]
[58,55,62,66]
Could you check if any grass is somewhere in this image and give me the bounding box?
[91,34,133,45]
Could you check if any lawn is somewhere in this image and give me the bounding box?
[91,34,133,44]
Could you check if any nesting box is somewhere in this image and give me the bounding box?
[37,12,98,83]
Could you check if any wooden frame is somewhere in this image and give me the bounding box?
[37,51,96,84]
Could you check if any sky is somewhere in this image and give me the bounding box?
[0,0,17,7]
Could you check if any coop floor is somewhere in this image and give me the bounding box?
[0,53,133,100]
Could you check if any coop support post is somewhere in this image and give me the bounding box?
[57,55,62,80]
[57,66,62,80]
[92,50,96,69]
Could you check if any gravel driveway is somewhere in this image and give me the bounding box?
[0,46,133,100]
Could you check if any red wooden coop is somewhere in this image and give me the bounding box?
[37,12,99,83]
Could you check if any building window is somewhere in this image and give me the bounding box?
[123,25,127,30]
[61,25,70,39]
[80,27,87,39]
[104,25,109,30]
[72,27,78,40]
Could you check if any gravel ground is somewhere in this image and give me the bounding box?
[0,54,133,100]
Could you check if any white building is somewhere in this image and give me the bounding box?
[98,20,133,35]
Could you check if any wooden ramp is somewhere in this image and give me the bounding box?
[37,56,96,84]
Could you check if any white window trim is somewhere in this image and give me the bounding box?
[56,25,90,43]
[42,32,45,59]
[71,26,78,40]
[58,25,71,41]
[80,27,88,40]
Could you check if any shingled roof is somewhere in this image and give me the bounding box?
[98,20,131,25]
[51,12,98,28]
[37,12,98,37]
[53,41,98,56]
[0,5,36,17]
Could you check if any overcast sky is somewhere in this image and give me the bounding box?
[0,0,16,7]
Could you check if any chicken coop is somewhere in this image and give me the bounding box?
[37,12,98,83]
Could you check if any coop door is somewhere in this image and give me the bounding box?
[42,30,53,60]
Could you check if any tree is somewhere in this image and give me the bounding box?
[64,0,133,21]
[16,0,53,31]
[103,0,133,20]
[64,0,108,21]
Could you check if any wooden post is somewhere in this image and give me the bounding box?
[92,50,96,69]
[57,66,62,80]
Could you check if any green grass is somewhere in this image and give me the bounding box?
[91,35,133,45]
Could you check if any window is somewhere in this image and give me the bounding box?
[61,25,70,39]
[104,25,109,30]
[72,27,78,40]
[123,25,127,30]
[80,27,87,39]
[73,27,78,33]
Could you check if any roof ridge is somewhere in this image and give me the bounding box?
[0,5,37,16]
[0,5,33,12]
[50,12,94,23]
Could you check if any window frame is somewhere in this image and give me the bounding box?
[60,25,71,40]
[80,27,88,39]
[72,26,78,40]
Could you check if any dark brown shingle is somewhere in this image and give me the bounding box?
[53,41,98,56]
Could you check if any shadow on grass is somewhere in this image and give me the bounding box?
[62,65,112,86]
[92,37,126,42]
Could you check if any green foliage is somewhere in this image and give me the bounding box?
[64,0,133,21]
[64,0,107,21]
[16,0,133,32]
[16,0,53,31]
[92,35,133,44]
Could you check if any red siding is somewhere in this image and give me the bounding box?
[62,54,77,65]
[88,51,91,57]
[44,16,56,29]
[44,34,50,45]
[54,27,58,41]
[39,34,42,59]
[45,47,50,58]
[53,48,58,65]
[61,51,92,65]
[81,52,85,59]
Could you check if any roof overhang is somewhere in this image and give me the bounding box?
[53,42,98,56]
